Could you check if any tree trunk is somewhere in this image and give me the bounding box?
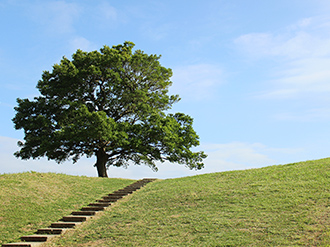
[95,148,109,177]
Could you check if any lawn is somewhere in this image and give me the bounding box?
[0,171,134,245]
[44,158,329,246]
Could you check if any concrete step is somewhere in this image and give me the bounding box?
[96,198,118,203]
[128,183,144,186]
[123,185,140,188]
[61,216,87,222]
[129,185,144,188]
[103,194,123,198]
[20,235,56,242]
[80,206,105,211]
[116,189,134,193]
[127,182,143,185]
[142,178,157,182]
[109,192,130,196]
[71,211,96,216]
[88,202,111,207]
[2,242,43,247]
[102,195,123,200]
[50,222,77,228]
[116,190,134,193]
[36,228,63,235]
[119,188,138,192]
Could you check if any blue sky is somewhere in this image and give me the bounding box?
[1,0,330,179]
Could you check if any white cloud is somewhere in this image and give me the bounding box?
[0,136,97,176]
[69,37,96,53]
[198,142,303,172]
[26,1,119,36]
[273,107,330,122]
[28,1,81,35]
[202,142,274,166]
[235,26,330,60]
[96,2,117,21]
[142,23,172,41]
[171,64,224,101]
[235,16,330,100]
[85,2,119,30]
[258,58,330,99]
[0,136,303,179]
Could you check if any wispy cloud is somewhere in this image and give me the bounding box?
[273,107,330,122]
[0,136,303,179]
[69,36,96,54]
[26,1,120,36]
[28,1,81,35]
[196,142,304,175]
[154,142,303,178]
[201,142,301,166]
[171,64,224,101]
[235,16,330,59]
[87,2,119,30]
[202,142,275,166]
[96,2,117,21]
[0,136,97,176]
[235,16,330,99]
[141,22,172,41]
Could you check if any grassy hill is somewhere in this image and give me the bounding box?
[0,172,134,245]
[1,159,329,246]
[46,159,329,247]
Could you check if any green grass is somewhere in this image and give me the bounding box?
[45,159,329,246]
[0,171,134,245]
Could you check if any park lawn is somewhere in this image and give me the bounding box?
[0,171,134,245]
[46,159,329,246]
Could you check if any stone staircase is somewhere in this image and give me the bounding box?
[2,178,156,247]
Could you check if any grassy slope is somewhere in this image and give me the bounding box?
[46,159,329,247]
[0,172,134,245]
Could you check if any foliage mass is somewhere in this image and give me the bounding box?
[13,41,206,177]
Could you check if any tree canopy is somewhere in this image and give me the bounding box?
[13,41,207,177]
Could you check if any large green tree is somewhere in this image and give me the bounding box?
[13,42,206,177]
